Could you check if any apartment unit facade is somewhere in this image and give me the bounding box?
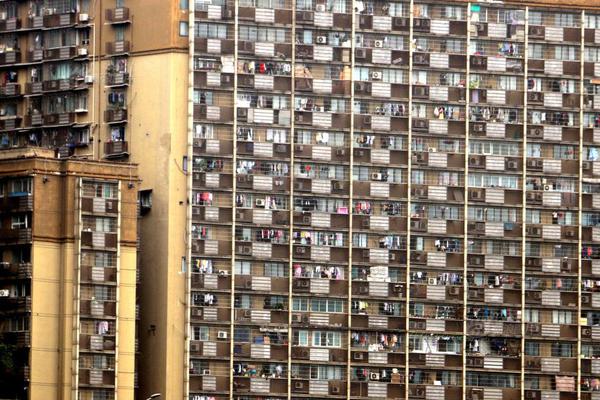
[0,148,138,400]
[0,1,190,399]
[188,0,600,399]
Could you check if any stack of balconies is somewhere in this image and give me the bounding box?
[0,3,92,155]
[191,1,600,400]
[77,181,120,400]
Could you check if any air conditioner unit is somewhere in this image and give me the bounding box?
[427,277,436,285]
[355,48,367,59]
[374,40,383,48]
[316,36,327,44]
[414,54,427,64]
[84,75,94,84]
[296,246,306,254]
[330,386,340,394]
[192,308,203,317]
[190,342,200,352]
[371,71,382,80]
[469,189,483,200]
[336,148,345,156]
[202,369,211,375]
[530,127,543,137]
[294,381,305,389]
[473,123,485,133]
[315,4,326,12]
[471,256,482,265]
[543,184,551,191]
[294,144,304,152]
[530,26,544,36]
[0,289,9,297]
[370,373,380,381]
[469,156,481,166]
[583,161,592,170]
[255,199,265,207]
[371,172,383,181]
[506,160,518,170]
[217,331,228,339]
[353,352,364,360]
[79,13,89,22]
[78,47,88,56]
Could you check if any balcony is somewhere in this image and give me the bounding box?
[105,7,130,24]
[80,231,118,249]
[44,112,76,126]
[80,300,117,318]
[105,72,130,87]
[0,83,20,98]
[23,113,43,127]
[79,333,116,352]
[104,141,129,159]
[0,51,20,66]
[0,331,30,347]
[104,108,127,124]
[79,369,115,387]
[0,262,32,279]
[81,197,118,214]
[0,228,32,245]
[1,194,33,212]
[0,295,31,313]
[43,46,84,61]
[0,17,20,32]
[105,40,130,55]
[42,78,81,93]
[81,265,117,283]
[43,12,76,28]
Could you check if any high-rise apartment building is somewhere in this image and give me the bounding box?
[0,1,188,400]
[8,1,600,400]
[184,0,600,399]
[0,148,138,400]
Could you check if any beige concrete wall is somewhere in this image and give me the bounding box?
[30,241,74,400]
[118,246,138,400]
[127,51,189,399]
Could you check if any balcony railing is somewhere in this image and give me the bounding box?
[104,141,129,159]
[105,7,130,24]
[105,41,130,55]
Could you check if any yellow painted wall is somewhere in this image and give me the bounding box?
[127,51,189,399]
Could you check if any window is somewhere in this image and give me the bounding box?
[180,0,189,10]
[586,14,600,29]
[239,26,285,43]
[179,21,189,36]
[234,294,251,309]
[235,261,251,275]
[233,327,250,342]
[523,309,539,323]
[292,298,308,312]
[116,0,125,7]
[193,326,209,341]
[293,330,309,346]
[554,46,577,61]
[312,331,341,347]
[264,262,288,277]
[195,23,228,39]
[11,215,28,229]
[114,26,125,42]
[410,303,424,317]
[83,181,118,199]
[409,336,423,351]
[310,365,344,380]
[524,342,539,356]
[83,217,117,233]
[552,310,572,325]
[310,298,343,313]
[9,178,32,196]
